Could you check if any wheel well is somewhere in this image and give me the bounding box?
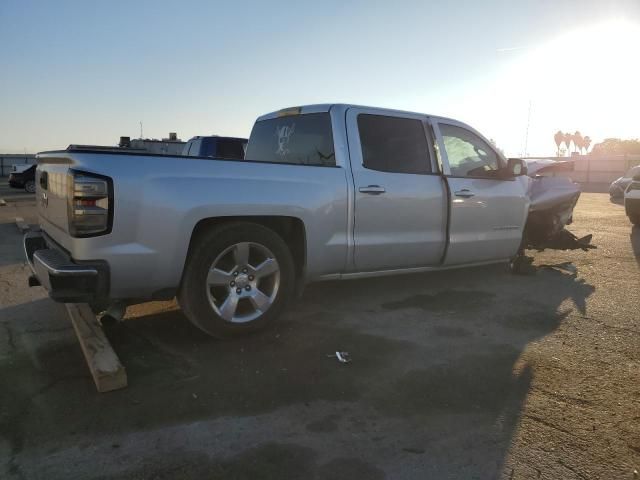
[187,216,307,279]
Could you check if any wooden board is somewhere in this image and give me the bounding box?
[66,303,127,393]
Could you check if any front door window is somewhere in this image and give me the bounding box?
[440,124,502,178]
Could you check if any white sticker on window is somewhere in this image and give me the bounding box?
[275,124,295,157]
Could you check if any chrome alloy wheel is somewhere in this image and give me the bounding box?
[205,242,280,323]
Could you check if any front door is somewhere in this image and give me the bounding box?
[346,108,447,271]
[434,120,529,265]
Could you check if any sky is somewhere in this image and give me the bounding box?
[1,0,639,156]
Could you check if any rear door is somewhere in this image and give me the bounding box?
[434,120,528,265]
[346,108,447,271]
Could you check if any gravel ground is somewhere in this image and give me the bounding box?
[0,186,638,479]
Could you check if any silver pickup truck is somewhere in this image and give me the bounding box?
[25,104,588,337]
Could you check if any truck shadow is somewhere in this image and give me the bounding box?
[0,264,595,479]
[0,223,29,267]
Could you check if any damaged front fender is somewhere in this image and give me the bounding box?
[521,159,595,251]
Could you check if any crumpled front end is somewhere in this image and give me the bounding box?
[522,160,595,251]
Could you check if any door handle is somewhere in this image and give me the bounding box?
[359,185,386,195]
[454,189,475,198]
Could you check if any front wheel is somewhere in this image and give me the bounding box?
[24,180,36,193]
[178,222,295,338]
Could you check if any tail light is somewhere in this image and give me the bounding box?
[67,171,113,237]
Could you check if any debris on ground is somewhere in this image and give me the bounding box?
[327,351,351,364]
[510,255,536,275]
[403,447,426,454]
[15,216,29,233]
[539,262,578,274]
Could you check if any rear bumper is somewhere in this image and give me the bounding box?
[24,230,110,303]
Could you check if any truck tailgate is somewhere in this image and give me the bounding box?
[36,154,73,246]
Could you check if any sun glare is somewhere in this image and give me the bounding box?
[523,20,639,101]
[418,19,640,157]
[508,19,640,154]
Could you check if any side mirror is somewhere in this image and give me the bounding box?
[506,158,527,177]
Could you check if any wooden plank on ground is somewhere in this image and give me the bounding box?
[66,303,127,393]
[15,217,29,233]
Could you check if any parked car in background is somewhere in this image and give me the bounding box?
[182,135,247,160]
[26,104,589,338]
[11,164,33,174]
[610,165,640,199]
[9,164,36,193]
[624,174,640,226]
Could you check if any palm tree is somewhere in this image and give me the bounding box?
[583,136,592,154]
[554,130,564,156]
[564,132,573,156]
[573,131,584,155]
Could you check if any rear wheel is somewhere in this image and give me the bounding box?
[24,180,36,193]
[178,222,295,338]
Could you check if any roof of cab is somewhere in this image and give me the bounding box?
[256,103,456,123]
[187,135,248,142]
[256,104,334,121]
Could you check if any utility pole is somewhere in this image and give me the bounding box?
[523,99,532,157]
[140,121,144,139]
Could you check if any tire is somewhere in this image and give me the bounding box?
[24,180,36,193]
[178,222,295,338]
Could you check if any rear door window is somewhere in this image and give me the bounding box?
[245,113,335,166]
[357,114,431,174]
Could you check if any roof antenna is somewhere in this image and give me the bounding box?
[140,121,144,139]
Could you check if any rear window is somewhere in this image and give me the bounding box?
[217,139,246,160]
[245,113,336,166]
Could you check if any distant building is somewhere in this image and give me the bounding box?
[119,132,185,155]
[1,132,186,177]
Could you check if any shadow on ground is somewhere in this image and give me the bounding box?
[0,224,27,268]
[1,264,595,479]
